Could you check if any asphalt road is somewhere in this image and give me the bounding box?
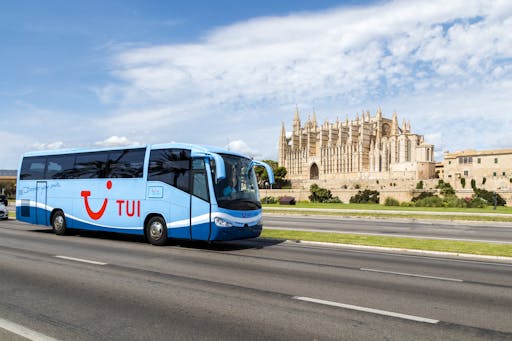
[1,219,512,340]
[264,214,512,243]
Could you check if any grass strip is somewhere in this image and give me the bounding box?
[261,229,512,257]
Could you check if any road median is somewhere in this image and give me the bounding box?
[260,228,512,259]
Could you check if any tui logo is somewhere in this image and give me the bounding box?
[81,180,112,220]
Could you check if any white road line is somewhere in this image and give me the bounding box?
[360,268,463,282]
[0,317,59,341]
[54,255,107,266]
[293,296,439,324]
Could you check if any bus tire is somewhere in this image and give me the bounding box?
[52,210,67,236]
[145,216,168,246]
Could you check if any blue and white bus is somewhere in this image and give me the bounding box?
[16,143,274,245]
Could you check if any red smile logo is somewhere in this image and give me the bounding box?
[81,180,112,220]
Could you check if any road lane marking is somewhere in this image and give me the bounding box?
[54,255,107,265]
[292,296,439,324]
[360,268,463,282]
[0,317,59,341]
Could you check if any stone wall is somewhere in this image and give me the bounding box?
[264,186,512,206]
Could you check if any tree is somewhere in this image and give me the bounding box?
[460,177,466,188]
[436,180,455,196]
[470,179,476,190]
[254,160,287,188]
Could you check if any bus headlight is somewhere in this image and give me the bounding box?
[214,217,232,228]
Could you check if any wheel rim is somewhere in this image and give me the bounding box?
[54,215,64,230]
[149,221,164,240]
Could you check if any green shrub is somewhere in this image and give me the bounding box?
[460,177,466,188]
[384,197,400,206]
[261,196,277,204]
[309,184,340,203]
[412,191,435,202]
[468,196,487,208]
[414,195,444,207]
[443,196,467,208]
[416,181,424,189]
[400,201,416,207]
[324,197,343,204]
[350,190,380,204]
[473,188,506,206]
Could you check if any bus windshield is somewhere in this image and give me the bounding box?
[213,154,261,210]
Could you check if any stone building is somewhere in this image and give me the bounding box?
[443,149,512,190]
[278,108,436,186]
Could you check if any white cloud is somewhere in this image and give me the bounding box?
[94,136,140,147]
[226,140,261,159]
[33,141,65,150]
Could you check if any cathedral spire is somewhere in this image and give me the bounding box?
[391,111,398,135]
[293,107,301,132]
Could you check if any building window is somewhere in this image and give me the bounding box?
[464,170,469,176]
[477,158,481,164]
[448,161,452,165]
[503,172,506,176]
[493,172,497,177]
[495,158,498,164]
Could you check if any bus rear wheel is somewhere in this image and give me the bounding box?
[146,216,168,246]
[52,210,67,236]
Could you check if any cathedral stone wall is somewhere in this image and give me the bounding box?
[278,108,436,188]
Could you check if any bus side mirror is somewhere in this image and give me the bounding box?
[191,151,226,182]
[251,160,275,184]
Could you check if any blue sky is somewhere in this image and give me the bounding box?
[1,0,511,169]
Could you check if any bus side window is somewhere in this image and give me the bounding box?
[46,154,76,179]
[75,152,109,179]
[192,159,209,202]
[148,149,191,193]
[20,156,47,180]
[107,148,145,178]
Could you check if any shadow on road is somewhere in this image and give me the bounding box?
[31,227,284,251]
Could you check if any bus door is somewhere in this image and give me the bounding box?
[36,181,47,225]
[190,158,211,240]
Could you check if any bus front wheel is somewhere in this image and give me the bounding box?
[146,216,168,246]
[52,210,67,236]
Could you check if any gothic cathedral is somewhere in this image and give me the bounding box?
[279,108,436,185]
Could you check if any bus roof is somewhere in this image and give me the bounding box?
[21,143,252,160]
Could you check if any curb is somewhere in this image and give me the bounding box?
[259,238,512,264]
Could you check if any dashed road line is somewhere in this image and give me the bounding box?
[54,255,107,266]
[292,296,439,324]
[360,268,463,282]
[0,317,59,341]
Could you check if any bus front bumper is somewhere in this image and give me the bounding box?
[210,224,263,241]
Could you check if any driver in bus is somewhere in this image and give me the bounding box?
[223,167,238,196]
